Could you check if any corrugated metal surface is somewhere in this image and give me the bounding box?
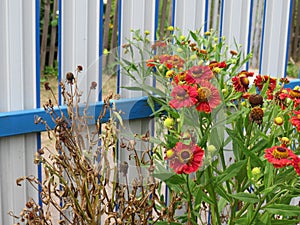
[0,0,38,224]
[118,0,156,182]
[260,0,292,77]
[60,0,100,102]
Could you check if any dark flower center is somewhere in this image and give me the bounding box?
[192,68,203,78]
[179,149,193,163]
[176,89,188,100]
[272,147,289,159]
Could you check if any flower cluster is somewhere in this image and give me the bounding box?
[118,29,300,225]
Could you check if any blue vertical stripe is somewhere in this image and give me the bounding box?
[35,0,42,208]
[219,0,225,38]
[99,0,104,100]
[171,0,176,27]
[284,0,294,78]
[204,0,209,32]
[58,0,62,105]
[246,0,254,70]
[259,0,267,74]
[117,0,122,94]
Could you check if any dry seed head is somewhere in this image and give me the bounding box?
[66,72,74,83]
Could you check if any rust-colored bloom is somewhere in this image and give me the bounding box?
[151,40,167,50]
[185,65,213,84]
[292,157,300,176]
[164,55,185,69]
[265,145,296,168]
[209,61,227,70]
[196,81,221,113]
[173,71,187,84]
[254,75,276,92]
[291,110,300,131]
[232,73,250,92]
[249,107,264,125]
[167,142,204,174]
[169,84,198,109]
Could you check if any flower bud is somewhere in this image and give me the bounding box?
[167,26,174,31]
[144,30,150,35]
[190,54,197,60]
[252,167,261,176]
[180,35,186,41]
[281,137,290,146]
[274,117,284,126]
[164,117,174,128]
[212,67,221,73]
[207,145,216,153]
[103,48,109,55]
[166,150,174,158]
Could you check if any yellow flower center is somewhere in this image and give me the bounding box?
[297,114,300,120]
[272,147,289,159]
[178,149,193,164]
[198,87,211,101]
[240,75,249,86]
[290,89,300,98]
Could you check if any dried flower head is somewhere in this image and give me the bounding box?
[249,107,264,125]
[66,72,75,84]
[44,82,51,91]
[90,81,97,89]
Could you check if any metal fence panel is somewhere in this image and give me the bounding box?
[60,0,100,102]
[173,0,206,34]
[260,0,292,77]
[0,0,38,224]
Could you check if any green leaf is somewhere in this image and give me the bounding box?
[216,160,246,184]
[228,192,259,203]
[265,204,300,216]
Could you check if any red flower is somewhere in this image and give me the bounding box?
[291,111,300,131]
[173,71,187,84]
[196,81,221,113]
[254,75,276,92]
[146,58,156,67]
[209,61,227,69]
[264,145,296,168]
[185,65,213,84]
[167,142,204,174]
[232,73,250,92]
[151,40,167,50]
[292,157,300,176]
[169,84,198,109]
[163,55,185,69]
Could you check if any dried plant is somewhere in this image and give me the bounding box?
[10,66,182,225]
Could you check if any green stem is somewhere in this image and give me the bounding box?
[185,174,197,224]
[206,166,222,225]
[248,196,266,225]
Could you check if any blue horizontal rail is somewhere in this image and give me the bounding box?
[0,97,154,137]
